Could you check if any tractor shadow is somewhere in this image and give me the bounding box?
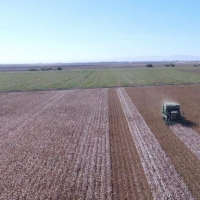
[168,119,197,128]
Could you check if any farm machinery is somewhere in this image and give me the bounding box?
[162,102,184,124]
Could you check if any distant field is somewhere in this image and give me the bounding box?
[0,67,200,91]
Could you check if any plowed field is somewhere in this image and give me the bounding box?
[0,85,200,199]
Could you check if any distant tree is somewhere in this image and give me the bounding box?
[170,63,175,67]
[40,68,53,71]
[146,64,153,67]
[29,69,39,71]
[165,64,170,67]
[194,64,197,67]
[57,67,63,70]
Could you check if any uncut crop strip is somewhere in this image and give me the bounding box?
[170,125,200,159]
[0,89,112,199]
[117,88,194,200]
[67,89,112,200]
[0,91,67,155]
[0,91,60,134]
[108,89,152,200]
[0,91,75,199]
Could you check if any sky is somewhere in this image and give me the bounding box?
[0,0,200,63]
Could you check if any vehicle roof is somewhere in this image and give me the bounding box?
[163,102,180,107]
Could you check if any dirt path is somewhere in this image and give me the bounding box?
[117,88,194,200]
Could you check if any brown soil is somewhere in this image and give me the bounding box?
[125,86,200,199]
[108,89,153,200]
[117,88,194,199]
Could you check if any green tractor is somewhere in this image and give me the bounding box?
[162,102,183,124]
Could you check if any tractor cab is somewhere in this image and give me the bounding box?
[162,102,181,122]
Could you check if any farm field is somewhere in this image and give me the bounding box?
[125,85,200,199]
[0,89,112,199]
[1,67,200,92]
[108,89,152,200]
[0,85,200,199]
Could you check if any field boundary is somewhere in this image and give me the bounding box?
[0,82,200,94]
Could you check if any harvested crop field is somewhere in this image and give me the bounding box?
[125,85,200,199]
[108,89,152,200]
[0,85,200,199]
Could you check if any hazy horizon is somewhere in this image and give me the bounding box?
[1,1,200,64]
[1,55,200,65]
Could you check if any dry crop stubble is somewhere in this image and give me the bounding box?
[117,88,194,200]
[108,89,153,200]
[125,86,200,199]
[0,89,112,199]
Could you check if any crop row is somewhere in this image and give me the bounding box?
[125,86,200,199]
[0,86,200,199]
[0,89,112,199]
[108,89,152,200]
[117,88,193,200]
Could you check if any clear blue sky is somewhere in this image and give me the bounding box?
[0,0,200,63]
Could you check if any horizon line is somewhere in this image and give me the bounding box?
[0,60,200,65]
